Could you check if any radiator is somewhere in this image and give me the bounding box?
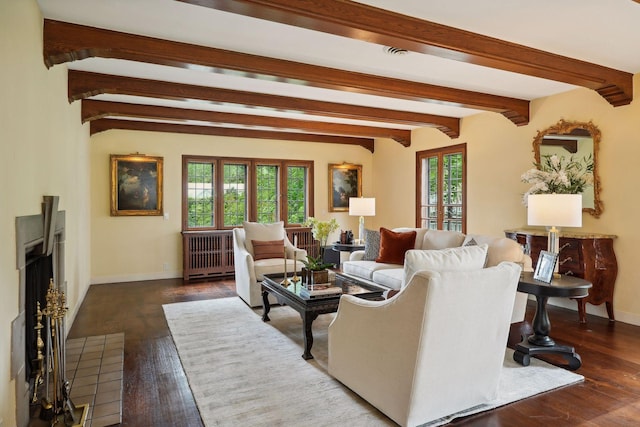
[182,227,317,282]
[182,230,234,281]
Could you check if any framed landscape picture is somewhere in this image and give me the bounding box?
[110,154,163,216]
[329,163,362,212]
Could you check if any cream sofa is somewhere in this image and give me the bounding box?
[329,263,521,427]
[341,228,531,323]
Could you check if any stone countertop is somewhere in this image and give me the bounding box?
[504,228,617,239]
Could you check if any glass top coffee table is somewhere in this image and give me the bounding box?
[261,271,384,360]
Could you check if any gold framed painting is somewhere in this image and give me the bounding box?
[329,163,362,212]
[110,154,163,216]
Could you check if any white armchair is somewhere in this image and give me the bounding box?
[328,262,520,427]
[233,221,306,307]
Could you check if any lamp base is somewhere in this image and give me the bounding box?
[358,215,365,244]
[547,226,560,275]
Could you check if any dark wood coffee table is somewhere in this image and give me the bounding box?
[261,272,384,360]
[514,271,592,370]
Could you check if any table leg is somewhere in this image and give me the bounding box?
[301,311,319,360]
[514,295,583,370]
[262,290,271,322]
[514,341,582,370]
[577,299,587,324]
[528,295,555,346]
[606,301,616,322]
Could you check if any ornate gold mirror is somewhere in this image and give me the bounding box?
[533,119,602,217]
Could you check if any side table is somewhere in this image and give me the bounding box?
[330,243,365,267]
[514,272,592,370]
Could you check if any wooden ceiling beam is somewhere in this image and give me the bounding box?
[44,19,525,126]
[540,138,578,153]
[82,99,412,145]
[90,118,376,152]
[178,0,633,107]
[68,70,459,138]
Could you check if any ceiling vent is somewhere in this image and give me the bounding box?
[383,46,409,56]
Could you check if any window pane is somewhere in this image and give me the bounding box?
[443,153,463,232]
[287,166,307,224]
[223,163,247,227]
[187,162,214,227]
[256,165,278,223]
[421,157,439,230]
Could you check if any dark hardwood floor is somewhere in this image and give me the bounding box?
[69,278,640,426]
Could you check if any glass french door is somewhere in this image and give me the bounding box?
[416,144,466,232]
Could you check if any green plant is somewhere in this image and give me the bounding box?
[301,217,340,271]
[300,255,334,271]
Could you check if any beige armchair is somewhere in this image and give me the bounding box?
[233,221,306,307]
[328,262,520,427]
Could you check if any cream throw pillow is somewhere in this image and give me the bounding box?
[402,244,488,288]
[242,221,285,257]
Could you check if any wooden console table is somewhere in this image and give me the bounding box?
[505,229,618,323]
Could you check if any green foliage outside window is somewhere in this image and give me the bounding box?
[287,166,306,224]
[187,162,215,227]
[223,164,247,227]
[256,165,278,223]
[419,148,465,232]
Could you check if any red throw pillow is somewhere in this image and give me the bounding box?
[252,239,285,260]
[375,228,417,265]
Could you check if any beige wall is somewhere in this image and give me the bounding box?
[0,1,92,425]
[89,131,374,283]
[373,79,640,326]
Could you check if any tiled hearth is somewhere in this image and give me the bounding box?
[66,333,124,427]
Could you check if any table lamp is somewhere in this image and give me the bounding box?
[349,197,376,244]
[527,193,582,256]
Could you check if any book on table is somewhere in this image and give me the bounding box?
[300,283,342,298]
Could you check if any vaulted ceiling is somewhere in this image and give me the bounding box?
[38,0,640,152]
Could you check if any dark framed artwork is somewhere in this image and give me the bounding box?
[329,163,362,212]
[533,250,558,284]
[110,154,163,216]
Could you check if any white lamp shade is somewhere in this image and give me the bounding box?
[349,197,376,216]
[527,194,582,227]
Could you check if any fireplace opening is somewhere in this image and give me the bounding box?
[24,253,52,387]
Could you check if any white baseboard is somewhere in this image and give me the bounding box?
[543,296,640,327]
[90,270,182,285]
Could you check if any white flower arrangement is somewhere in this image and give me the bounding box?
[521,154,593,204]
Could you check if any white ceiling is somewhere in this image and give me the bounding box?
[36,0,640,145]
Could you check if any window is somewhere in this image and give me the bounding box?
[287,165,308,224]
[183,156,313,230]
[223,162,248,227]
[186,161,215,228]
[256,164,278,223]
[416,144,466,232]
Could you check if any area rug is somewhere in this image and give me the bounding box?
[163,298,583,426]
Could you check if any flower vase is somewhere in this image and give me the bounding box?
[302,268,329,287]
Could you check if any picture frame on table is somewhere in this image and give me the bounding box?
[110,154,163,216]
[533,250,558,283]
[328,163,362,212]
